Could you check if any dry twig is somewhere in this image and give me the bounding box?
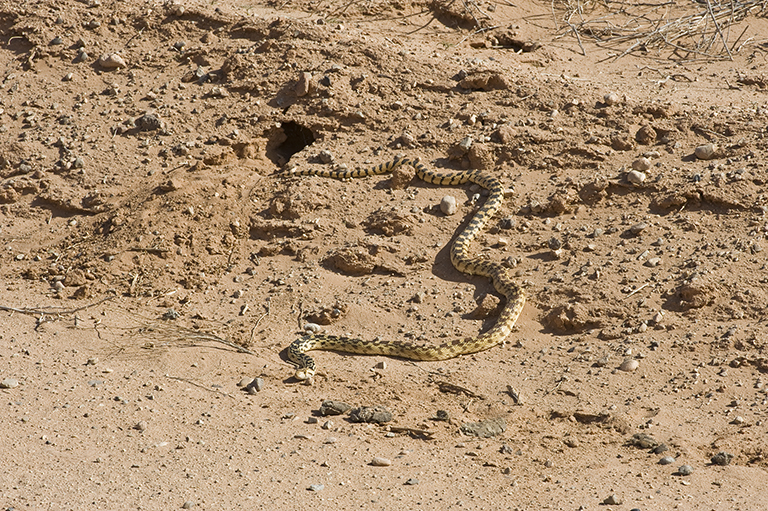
[554,0,767,60]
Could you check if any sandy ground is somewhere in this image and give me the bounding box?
[2,0,768,509]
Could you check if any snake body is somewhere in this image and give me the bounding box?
[282,156,525,380]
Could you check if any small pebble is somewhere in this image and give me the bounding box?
[547,237,562,250]
[404,478,419,485]
[711,451,734,466]
[135,113,163,131]
[440,195,457,215]
[677,464,694,476]
[0,378,19,389]
[318,150,334,164]
[295,72,312,97]
[237,377,252,388]
[645,257,661,267]
[371,457,392,466]
[627,170,646,184]
[304,323,322,334]
[434,410,450,421]
[629,222,648,235]
[500,217,516,230]
[694,143,718,160]
[98,53,126,69]
[319,400,351,416]
[308,483,324,492]
[133,421,148,432]
[322,420,333,430]
[246,378,264,393]
[182,501,195,509]
[603,494,622,505]
[619,358,639,372]
[659,456,675,465]
[632,157,652,171]
[604,92,620,106]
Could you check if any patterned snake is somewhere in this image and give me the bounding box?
[281,156,525,380]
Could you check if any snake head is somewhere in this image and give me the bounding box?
[294,368,315,381]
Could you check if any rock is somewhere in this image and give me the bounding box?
[677,464,694,476]
[627,170,646,185]
[645,257,661,267]
[610,133,635,151]
[471,293,500,319]
[694,143,718,160]
[348,405,392,424]
[468,143,493,170]
[494,125,517,144]
[619,358,640,373]
[629,222,648,235]
[500,217,516,230]
[603,494,622,505]
[307,483,324,491]
[659,456,675,465]
[295,72,312,97]
[182,501,195,509]
[245,377,264,393]
[318,150,333,164]
[404,478,419,485]
[636,124,657,144]
[135,113,163,131]
[440,195,457,215]
[133,421,148,432]
[0,378,19,389]
[604,92,620,106]
[389,164,414,189]
[711,451,734,466]
[632,157,652,171]
[319,400,352,416]
[460,418,506,438]
[434,410,450,421]
[98,53,126,69]
[628,433,659,449]
[371,457,392,466]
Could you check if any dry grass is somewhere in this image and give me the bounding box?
[554,0,768,60]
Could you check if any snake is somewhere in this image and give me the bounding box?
[281,156,525,380]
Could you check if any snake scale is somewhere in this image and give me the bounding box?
[281,156,525,380]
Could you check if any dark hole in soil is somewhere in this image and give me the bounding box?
[274,121,315,164]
